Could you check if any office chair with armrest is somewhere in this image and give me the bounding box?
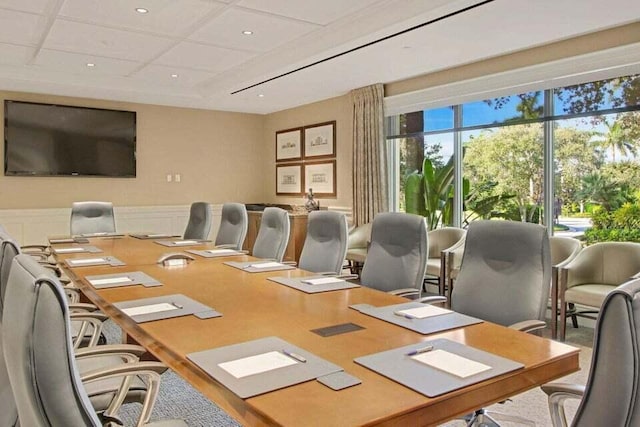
[252,207,290,262]
[424,220,550,426]
[214,203,248,250]
[359,212,428,299]
[298,211,349,275]
[71,201,116,236]
[345,222,372,274]
[425,227,466,295]
[3,254,186,427]
[558,241,640,341]
[549,236,582,339]
[183,202,213,240]
[542,278,640,427]
[0,234,156,420]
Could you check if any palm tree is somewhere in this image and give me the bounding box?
[601,120,636,162]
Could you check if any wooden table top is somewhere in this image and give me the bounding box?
[60,236,580,427]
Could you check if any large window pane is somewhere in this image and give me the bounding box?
[462,124,544,224]
[423,107,454,132]
[462,91,543,127]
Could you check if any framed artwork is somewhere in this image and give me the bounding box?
[275,127,303,162]
[276,163,303,195]
[303,160,336,197]
[303,121,336,159]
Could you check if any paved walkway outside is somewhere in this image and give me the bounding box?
[554,216,592,238]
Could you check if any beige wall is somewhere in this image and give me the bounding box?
[0,91,265,209]
[264,94,353,208]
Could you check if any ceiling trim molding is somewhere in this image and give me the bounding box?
[384,42,640,116]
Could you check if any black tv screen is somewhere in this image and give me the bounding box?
[4,100,136,177]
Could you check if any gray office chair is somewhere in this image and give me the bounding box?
[252,207,290,262]
[425,227,466,294]
[542,278,640,427]
[215,203,248,250]
[360,212,428,298]
[3,254,186,427]
[70,201,116,236]
[429,220,550,426]
[298,211,349,275]
[0,233,154,420]
[183,202,213,240]
[0,234,17,427]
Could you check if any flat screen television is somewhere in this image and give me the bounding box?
[4,100,136,177]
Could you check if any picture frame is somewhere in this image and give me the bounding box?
[275,127,303,162]
[303,160,336,198]
[303,121,336,159]
[276,163,303,195]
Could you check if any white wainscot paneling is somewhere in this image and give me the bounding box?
[0,204,223,245]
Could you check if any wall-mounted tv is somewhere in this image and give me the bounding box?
[4,100,136,177]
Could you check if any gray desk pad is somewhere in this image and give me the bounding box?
[84,271,162,289]
[154,239,209,247]
[49,237,90,244]
[114,293,220,323]
[130,233,181,239]
[52,245,102,254]
[187,336,343,398]
[224,261,295,273]
[354,338,524,397]
[64,256,126,268]
[349,302,483,335]
[187,249,245,258]
[267,275,360,293]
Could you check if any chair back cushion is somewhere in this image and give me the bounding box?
[70,201,116,235]
[566,242,640,288]
[572,278,640,426]
[298,211,348,275]
[0,233,19,427]
[549,236,582,267]
[360,213,428,293]
[427,227,466,259]
[214,203,248,250]
[252,207,290,262]
[452,220,551,326]
[3,255,100,427]
[183,202,213,240]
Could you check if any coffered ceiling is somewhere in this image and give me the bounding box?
[0,0,637,114]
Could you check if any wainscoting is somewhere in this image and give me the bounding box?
[0,204,354,245]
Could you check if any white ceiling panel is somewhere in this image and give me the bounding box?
[33,49,140,76]
[190,7,320,52]
[0,0,635,114]
[0,0,53,15]
[0,43,36,65]
[236,0,385,25]
[155,41,256,73]
[44,20,173,62]
[59,0,226,37]
[132,64,217,87]
[0,9,46,45]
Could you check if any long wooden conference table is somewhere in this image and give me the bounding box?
[56,235,580,427]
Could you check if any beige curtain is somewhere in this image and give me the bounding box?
[351,83,388,226]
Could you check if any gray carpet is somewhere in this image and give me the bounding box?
[102,320,593,426]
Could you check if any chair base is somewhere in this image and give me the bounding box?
[464,408,535,427]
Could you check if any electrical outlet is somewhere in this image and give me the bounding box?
[166,174,172,182]
[175,173,181,183]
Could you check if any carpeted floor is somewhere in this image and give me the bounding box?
[103,320,593,427]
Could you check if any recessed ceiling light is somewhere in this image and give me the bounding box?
[258,94,264,98]
[170,73,179,78]
[242,30,253,35]
[86,63,95,67]
[135,7,149,14]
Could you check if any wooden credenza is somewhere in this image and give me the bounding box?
[242,211,308,262]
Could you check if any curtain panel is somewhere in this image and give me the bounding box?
[351,83,388,226]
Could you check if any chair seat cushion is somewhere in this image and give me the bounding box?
[425,258,441,276]
[346,248,367,263]
[77,355,147,412]
[565,284,617,308]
